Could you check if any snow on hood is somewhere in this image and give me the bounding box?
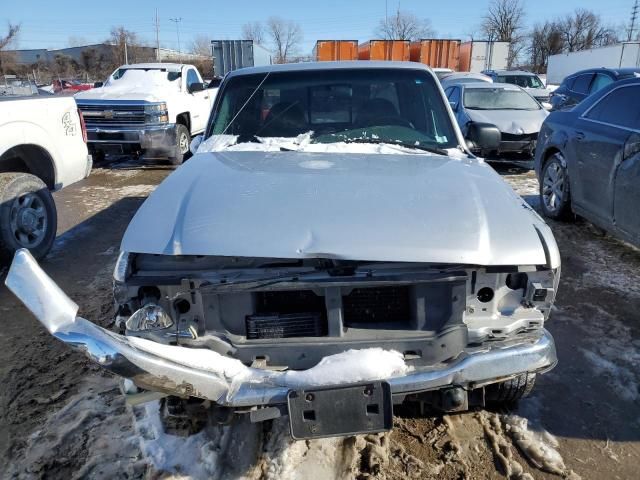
[121,150,550,266]
[128,336,410,391]
[75,69,180,102]
[467,108,548,135]
[197,132,455,156]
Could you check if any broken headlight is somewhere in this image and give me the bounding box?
[113,251,132,283]
[125,304,173,332]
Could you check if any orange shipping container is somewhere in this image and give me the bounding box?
[358,40,410,61]
[409,39,461,70]
[315,40,359,61]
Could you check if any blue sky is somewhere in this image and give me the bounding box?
[1,0,634,53]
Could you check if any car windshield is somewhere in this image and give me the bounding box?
[209,68,458,151]
[495,74,544,89]
[463,87,540,110]
[109,68,181,83]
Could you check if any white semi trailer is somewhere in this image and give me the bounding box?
[547,42,640,85]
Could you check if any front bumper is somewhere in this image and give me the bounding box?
[5,250,557,407]
[86,123,176,155]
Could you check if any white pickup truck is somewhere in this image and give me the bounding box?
[75,63,217,165]
[0,96,92,261]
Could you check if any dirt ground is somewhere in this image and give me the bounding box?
[0,158,638,480]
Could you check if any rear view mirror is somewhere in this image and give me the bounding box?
[188,82,206,93]
[94,81,103,88]
[466,122,501,153]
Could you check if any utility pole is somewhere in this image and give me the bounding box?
[629,0,639,41]
[154,9,161,61]
[170,17,183,61]
[124,39,128,64]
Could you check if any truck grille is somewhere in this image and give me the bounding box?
[247,290,328,339]
[246,312,326,339]
[77,104,146,126]
[343,286,411,324]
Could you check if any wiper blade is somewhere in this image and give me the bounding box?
[343,138,448,155]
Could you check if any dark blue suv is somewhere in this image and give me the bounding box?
[550,67,640,111]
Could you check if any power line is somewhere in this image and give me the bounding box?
[153,9,160,60]
[629,0,639,41]
[169,17,183,60]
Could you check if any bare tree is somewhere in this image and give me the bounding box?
[242,21,265,44]
[266,17,302,64]
[0,23,20,74]
[191,35,211,56]
[108,26,149,65]
[528,21,564,73]
[481,0,526,67]
[559,9,618,52]
[375,9,435,40]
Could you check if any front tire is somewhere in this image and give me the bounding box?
[540,152,572,220]
[0,172,57,262]
[486,373,536,406]
[169,124,191,166]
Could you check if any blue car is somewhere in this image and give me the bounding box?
[535,77,640,247]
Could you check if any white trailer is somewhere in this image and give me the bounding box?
[547,42,640,85]
[459,41,509,73]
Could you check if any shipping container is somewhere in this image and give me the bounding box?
[458,41,509,73]
[546,42,640,85]
[211,40,272,77]
[314,40,359,61]
[409,39,461,69]
[358,40,410,61]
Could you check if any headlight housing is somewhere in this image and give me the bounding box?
[145,103,169,124]
[126,304,174,332]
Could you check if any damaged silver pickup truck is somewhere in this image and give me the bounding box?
[6,61,559,440]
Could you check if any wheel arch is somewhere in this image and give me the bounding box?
[175,112,191,133]
[0,144,56,190]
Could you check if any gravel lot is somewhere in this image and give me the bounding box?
[0,158,638,479]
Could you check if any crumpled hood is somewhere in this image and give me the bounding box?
[467,108,548,134]
[122,151,550,266]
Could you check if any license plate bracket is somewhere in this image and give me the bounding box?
[287,381,392,440]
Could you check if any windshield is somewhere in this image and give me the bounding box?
[108,68,181,85]
[463,87,540,110]
[208,69,458,151]
[495,74,544,89]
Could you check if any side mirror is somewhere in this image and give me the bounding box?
[190,135,203,155]
[466,122,501,154]
[449,101,458,112]
[94,81,103,88]
[188,82,206,93]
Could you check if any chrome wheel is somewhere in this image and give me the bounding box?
[542,156,567,214]
[9,193,48,248]
[178,132,189,154]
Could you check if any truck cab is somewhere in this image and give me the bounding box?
[75,63,217,165]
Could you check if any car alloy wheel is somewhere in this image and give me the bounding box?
[542,156,566,214]
[179,131,190,154]
[10,192,48,248]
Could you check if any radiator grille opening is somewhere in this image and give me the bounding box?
[343,286,411,325]
[246,290,327,339]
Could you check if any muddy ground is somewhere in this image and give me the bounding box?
[0,158,638,479]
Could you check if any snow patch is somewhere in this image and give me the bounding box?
[128,337,410,391]
[199,133,442,156]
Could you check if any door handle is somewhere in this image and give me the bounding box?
[575,131,585,141]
